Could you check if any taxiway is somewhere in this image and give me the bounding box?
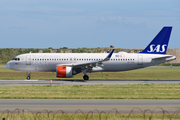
[0,99,179,113]
[0,80,180,86]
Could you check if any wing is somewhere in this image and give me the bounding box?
[56,49,115,73]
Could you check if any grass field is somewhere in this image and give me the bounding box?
[1,65,180,80]
[0,84,179,99]
[1,65,180,99]
[1,112,179,120]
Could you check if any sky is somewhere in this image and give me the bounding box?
[0,0,179,49]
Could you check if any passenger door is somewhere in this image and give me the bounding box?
[26,55,31,65]
[138,55,143,65]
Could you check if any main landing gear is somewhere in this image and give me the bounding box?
[82,69,89,80]
[27,72,31,80]
[83,75,89,80]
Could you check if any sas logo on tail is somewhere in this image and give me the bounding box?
[147,44,167,53]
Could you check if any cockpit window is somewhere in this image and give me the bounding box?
[12,57,20,61]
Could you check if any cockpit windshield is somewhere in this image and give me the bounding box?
[12,57,20,61]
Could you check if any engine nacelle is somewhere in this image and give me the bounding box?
[56,66,73,78]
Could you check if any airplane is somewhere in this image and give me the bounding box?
[6,26,176,80]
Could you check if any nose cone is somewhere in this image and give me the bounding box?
[6,62,11,69]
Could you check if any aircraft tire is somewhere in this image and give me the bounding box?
[83,75,89,80]
[27,76,31,80]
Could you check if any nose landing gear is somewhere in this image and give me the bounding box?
[27,76,31,80]
[27,72,31,80]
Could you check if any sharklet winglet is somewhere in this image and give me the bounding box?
[104,49,115,61]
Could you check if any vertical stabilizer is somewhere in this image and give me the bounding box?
[139,27,172,54]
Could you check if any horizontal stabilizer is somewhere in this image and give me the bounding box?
[152,55,175,60]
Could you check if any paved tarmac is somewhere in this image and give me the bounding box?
[0,80,180,86]
[0,99,179,113]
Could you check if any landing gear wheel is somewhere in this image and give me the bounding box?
[27,76,31,80]
[27,71,31,80]
[83,75,89,80]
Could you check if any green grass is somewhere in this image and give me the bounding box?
[1,66,180,80]
[0,112,179,120]
[0,111,180,120]
[0,84,180,99]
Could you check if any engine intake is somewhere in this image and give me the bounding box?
[56,66,72,78]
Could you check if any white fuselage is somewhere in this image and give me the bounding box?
[6,52,176,73]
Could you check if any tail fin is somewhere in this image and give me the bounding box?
[139,26,172,54]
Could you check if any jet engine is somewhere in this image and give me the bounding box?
[56,66,73,78]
